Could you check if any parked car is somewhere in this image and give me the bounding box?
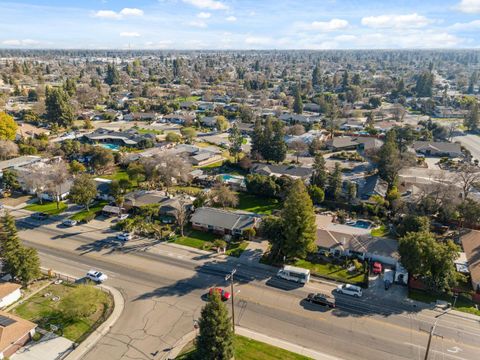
[117,232,132,241]
[62,219,77,227]
[86,270,108,283]
[306,293,336,308]
[32,212,49,220]
[208,287,231,301]
[118,214,129,220]
[373,262,382,275]
[384,269,394,290]
[336,284,363,298]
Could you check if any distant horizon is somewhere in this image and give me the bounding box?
[1,0,480,50]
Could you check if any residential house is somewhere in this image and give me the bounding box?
[15,123,49,140]
[191,207,260,235]
[0,311,36,359]
[285,130,327,145]
[303,103,321,113]
[412,141,462,158]
[279,113,321,124]
[124,190,167,210]
[251,163,313,180]
[433,106,467,119]
[158,196,194,223]
[0,283,21,309]
[326,136,383,152]
[94,178,113,201]
[123,112,160,122]
[340,119,365,131]
[0,156,42,175]
[199,116,217,128]
[460,230,480,293]
[315,229,400,266]
[83,128,156,148]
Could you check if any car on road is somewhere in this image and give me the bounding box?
[62,219,77,227]
[208,287,231,301]
[372,262,382,275]
[86,270,108,283]
[306,293,336,308]
[336,284,363,298]
[32,212,49,220]
[118,214,129,220]
[117,232,132,241]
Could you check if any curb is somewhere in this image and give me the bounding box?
[166,327,342,360]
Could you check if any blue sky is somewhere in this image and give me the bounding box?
[1,0,480,49]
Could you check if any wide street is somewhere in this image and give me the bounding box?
[453,132,480,162]
[14,213,480,360]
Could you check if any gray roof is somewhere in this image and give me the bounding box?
[252,163,313,178]
[412,141,462,155]
[191,207,258,231]
[0,156,41,171]
[124,190,167,207]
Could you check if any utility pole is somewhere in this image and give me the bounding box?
[225,268,236,333]
[424,296,456,360]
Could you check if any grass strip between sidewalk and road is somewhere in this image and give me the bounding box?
[24,201,67,215]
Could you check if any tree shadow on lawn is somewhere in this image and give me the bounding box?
[75,236,164,255]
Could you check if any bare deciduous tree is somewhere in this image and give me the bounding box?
[456,164,480,200]
[0,140,18,160]
[46,160,70,209]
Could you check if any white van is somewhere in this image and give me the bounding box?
[276,265,310,284]
[336,284,363,297]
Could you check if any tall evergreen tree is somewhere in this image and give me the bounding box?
[464,102,479,131]
[228,123,244,162]
[312,64,321,87]
[327,162,343,201]
[293,87,303,114]
[282,180,317,260]
[311,154,328,189]
[196,291,234,360]
[105,64,120,85]
[377,130,402,191]
[45,87,75,127]
[270,120,287,163]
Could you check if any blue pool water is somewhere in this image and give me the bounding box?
[220,174,236,181]
[100,143,120,151]
[351,220,373,229]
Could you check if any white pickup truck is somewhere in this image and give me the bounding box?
[384,269,394,290]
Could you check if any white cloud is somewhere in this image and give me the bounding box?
[2,39,40,46]
[361,13,432,29]
[197,12,211,19]
[449,19,480,30]
[226,16,237,22]
[245,36,273,46]
[188,20,208,28]
[298,19,349,32]
[119,8,144,16]
[457,0,480,13]
[145,40,173,49]
[183,0,228,10]
[93,8,144,20]
[120,32,141,37]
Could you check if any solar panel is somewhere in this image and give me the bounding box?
[0,315,16,327]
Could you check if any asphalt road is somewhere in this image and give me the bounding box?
[16,217,480,360]
[453,133,480,162]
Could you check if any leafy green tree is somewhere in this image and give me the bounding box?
[228,123,244,162]
[210,185,238,208]
[270,120,287,163]
[126,162,146,183]
[1,169,19,191]
[180,127,197,143]
[69,160,86,175]
[166,132,182,143]
[397,215,430,237]
[327,162,342,201]
[281,180,317,260]
[311,154,328,189]
[196,291,234,360]
[415,71,434,97]
[308,185,325,205]
[250,118,286,163]
[45,87,75,127]
[69,174,97,211]
[0,112,18,140]
[346,181,357,203]
[399,231,458,291]
[216,116,229,131]
[89,147,114,175]
[245,174,279,198]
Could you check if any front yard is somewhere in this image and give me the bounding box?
[408,289,480,316]
[294,258,367,286]
[12,282,113,343]
[70,201,109,222]
[25,201,67,215]
[172,228,248,257]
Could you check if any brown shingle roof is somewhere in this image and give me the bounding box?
[0,283,21,300]
[460,230,480,291]
[0,310,36,354]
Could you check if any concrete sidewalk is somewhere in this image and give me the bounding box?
[65,283,125,360]
[166,326,342,360]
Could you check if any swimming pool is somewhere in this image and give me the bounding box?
[99,143,120,151]
[347,220,373,229]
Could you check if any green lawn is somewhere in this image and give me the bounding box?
[25,201,67,215]
[12,283,112,343]
[198,160,225,169]
[70,201,109,222]
[174,96,201,103]
[226,241,248,257]
[103,169,130,182]
[236,193,281,215]
[171,186,203,196]
[173,229,218,250]
[295,259,366,285]
[178,335,311,360]
[371,224,389,237]
[408,289,480,316]
[134,127,163,135]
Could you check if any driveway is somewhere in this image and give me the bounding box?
[365,273,408,303]
[12,332,73,360]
